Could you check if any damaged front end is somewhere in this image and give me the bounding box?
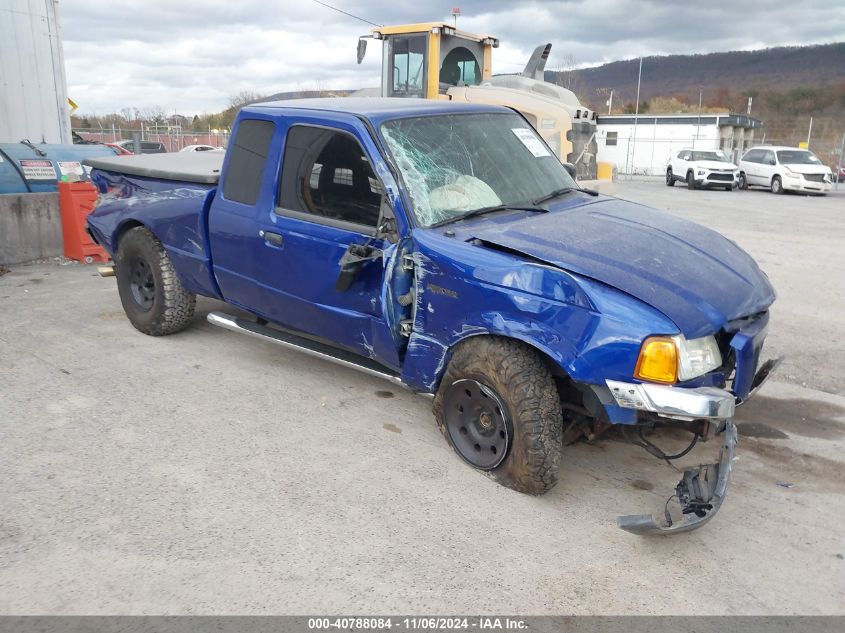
[617,421,737,535]
[605,354,782,535]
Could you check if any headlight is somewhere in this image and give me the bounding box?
[697,170,705,176]
[785,169,800,178]
[634,335,722,384]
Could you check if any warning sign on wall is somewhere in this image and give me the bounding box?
[19,159,57,180]
[57,161,85,178]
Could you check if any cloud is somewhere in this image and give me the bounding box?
[58,0,845,114]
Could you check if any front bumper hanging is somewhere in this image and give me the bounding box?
[617,420,737,535]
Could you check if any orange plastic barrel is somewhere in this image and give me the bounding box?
[58,181,109,263]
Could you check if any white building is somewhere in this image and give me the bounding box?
[596,112,762,175]
[0,0,72,144]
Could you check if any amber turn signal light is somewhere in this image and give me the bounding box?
[634,336,678,384]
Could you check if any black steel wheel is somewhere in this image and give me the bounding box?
[115,226,196,336]
[442,378,512,470]
[432,336,562,495]
[128,256,155,311]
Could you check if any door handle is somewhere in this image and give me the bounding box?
[259,230,284,246]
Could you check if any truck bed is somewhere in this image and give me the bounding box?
[83,152,224,184]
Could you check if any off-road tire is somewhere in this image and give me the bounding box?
[724,185,733,191]
[771,175,784,194]
[666,168,675,186]
[687,171,696,190]
[738,172,748,190]
[432,337,562,495]
[115,226,196,336]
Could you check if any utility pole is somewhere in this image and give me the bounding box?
[806,117,813,148]
[630,57,642,180]
[694,87,702,149]
[607,89,613,115]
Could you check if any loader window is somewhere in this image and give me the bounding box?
[439,47,481,88]
[389,35,426,98]
[278,125,382,230]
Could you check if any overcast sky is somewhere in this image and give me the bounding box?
[60,0,845,115]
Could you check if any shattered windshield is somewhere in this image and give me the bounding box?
[380,112,577,227]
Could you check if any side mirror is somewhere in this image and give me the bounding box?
[563,162,577,179]
[357,38,368,65]
[336,243,381,292]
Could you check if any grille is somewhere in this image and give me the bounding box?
[708,173,733,182]
[803,173,826,182]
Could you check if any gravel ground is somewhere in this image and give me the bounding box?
[0,181,843,615]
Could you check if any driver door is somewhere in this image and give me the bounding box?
[249,123,402,370]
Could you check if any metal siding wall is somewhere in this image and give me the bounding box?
[0,0,70,144]
[597,122,722,175]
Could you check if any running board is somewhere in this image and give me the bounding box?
[206,311,408,389]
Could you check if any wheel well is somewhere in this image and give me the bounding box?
[446,333,584,408]
[113,220,145,248]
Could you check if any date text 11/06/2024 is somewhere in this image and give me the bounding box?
[308,617,528,630]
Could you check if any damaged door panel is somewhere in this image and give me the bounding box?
[85,98,780,535]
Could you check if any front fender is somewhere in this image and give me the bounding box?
[400,230,680,395]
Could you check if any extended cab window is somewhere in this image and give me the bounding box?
[278,126,382,229]
[223,119,275,205]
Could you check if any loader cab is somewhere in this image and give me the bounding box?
[362,23,498,100]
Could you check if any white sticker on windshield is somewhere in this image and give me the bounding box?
[511,128,551,158]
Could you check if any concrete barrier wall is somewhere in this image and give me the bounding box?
[0,193,63,264]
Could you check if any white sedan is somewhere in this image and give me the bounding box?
[180,144,224,153]
[666,149,739,190]
[738,146,832,194]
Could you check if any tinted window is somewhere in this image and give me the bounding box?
[679,151,691,160]
[742,150,760,163]
[762,151,776,165]
[223,119,275,205]
[278,126,382,229]
[605,131,617,146]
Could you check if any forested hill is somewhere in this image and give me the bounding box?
[546,42,845,105]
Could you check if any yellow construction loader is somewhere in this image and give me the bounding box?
[357,22,613,185]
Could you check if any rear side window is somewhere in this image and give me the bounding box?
[223,119,275,205]
[742,150,760,163]
[278,125,382,229]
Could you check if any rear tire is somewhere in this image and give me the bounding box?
[666,168,675,186]
[687,171,696,190]
[771,175,784,194]
[432,337,562,495]
[738,172,748,190]
[115,226,196,336]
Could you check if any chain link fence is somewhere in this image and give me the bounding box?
[73,126,231,152]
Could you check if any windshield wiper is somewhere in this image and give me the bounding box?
[532,186,598,205]
[430,204,548,228]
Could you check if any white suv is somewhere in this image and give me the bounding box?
[666,149,739,190]
[738,146,832,194]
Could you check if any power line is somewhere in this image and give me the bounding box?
[310,0,381,27]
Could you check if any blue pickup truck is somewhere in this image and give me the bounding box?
[85,98,779,534]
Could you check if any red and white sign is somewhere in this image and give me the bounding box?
[19,159,57,180]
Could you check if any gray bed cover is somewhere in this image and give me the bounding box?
[83,151,224,184]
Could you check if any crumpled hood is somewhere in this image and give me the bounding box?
[460,197,775,338]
